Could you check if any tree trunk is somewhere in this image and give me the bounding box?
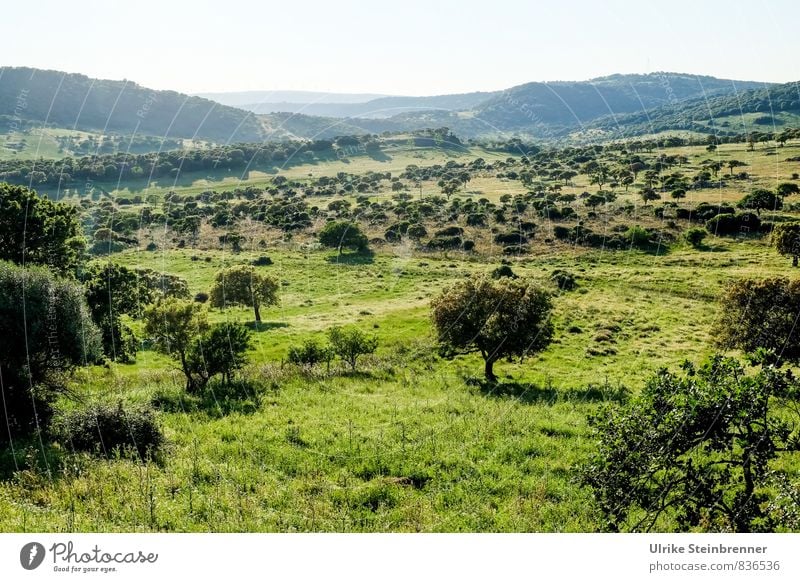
[484,358,497,383]
[793,255,798,268]
[254,302,261,323]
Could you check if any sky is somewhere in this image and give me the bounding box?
[3,0,799,96]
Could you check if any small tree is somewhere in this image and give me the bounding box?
[327,326,378,371]
[83,262,149,362]
[143,298,209,392]
[430,275,554,381]
[639,188,660,205]
[186,322,251,388]
[772,222,800,267]
[210,265,279,323]
[737,189,781,215]
[318,220,369,255]
[287,338,334,371]
[713,277,800,363]
[582,356,800,532]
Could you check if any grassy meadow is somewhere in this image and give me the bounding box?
[2,137,800,532]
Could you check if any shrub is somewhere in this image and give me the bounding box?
[550,269,577,291]
[684,227,707,247]
[194,292,209,303]
[426,236,462,250]
[491,265,517,279]
[327,326,378,371]
[0,262,102,441]
[624,226,650,248]
[462,240,475,252]
[705,212,760,236]
[287,338,334,369]
[435,226,464,237]
[406,224,427,239]
[319,220,369,253]
[582,356,800,532]
[252,256,273,266]
[493,231,529,245]
[51,402,164,459]
[187,322,252,388]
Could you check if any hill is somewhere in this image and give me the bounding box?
[0,67,265,142]
[584,79,800,139]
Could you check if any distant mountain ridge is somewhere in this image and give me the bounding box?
[0,67,265,142]
[0,67,788,144]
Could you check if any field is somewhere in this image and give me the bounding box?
[2,136,800,532]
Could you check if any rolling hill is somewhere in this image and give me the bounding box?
[584,79,800,139]
[0,67,265,142]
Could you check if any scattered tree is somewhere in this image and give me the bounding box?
[318,220,369,255]
[772,222,800,266]
[327,326,378,371]
[210,265,279,323]
[430,275,554,381]
[143,298,209,391]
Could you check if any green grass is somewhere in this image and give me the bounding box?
[4,139,800,532]
[2,233,798,532]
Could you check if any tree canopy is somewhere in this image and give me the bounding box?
[430,274,554,381]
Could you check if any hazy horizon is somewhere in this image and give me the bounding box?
[3,0,798,96]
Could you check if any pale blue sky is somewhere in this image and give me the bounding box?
[4,0,799,95]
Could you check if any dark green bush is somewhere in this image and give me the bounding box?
[52,402,164,459]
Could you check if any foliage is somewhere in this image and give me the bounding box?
[51,402,164,459]
[430,274,554,381]
[582,356,800,532]
[772,222,800,266]
[83,262,146,362]
[287,338,334,370]
[738,189,782,215]
[327,326,378,371]
[143,298,209,391]
[0,261,101,440]
[186,322,252,388]
[0,183,85,276]
[210,265,279,323]
[318,221,369,254]
[713,277,800,364]
[684,227,708,248]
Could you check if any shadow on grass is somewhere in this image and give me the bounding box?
[470,378,629,406]
[325,250,375,265]
[0,439,64,481]
[246,321,289,332]
[151,379,264,418]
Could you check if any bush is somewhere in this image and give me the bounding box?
[624,226,650,248]
[582,356,800,532]
[51,402,164,459]
[0,262,102,441]
[491,265,517,279]
[705,212,760,236]
[252,255,273,266]
[462,240,475,252]
[327,326,378,371]
[550,269,577,291]
[493,231,529,245]
[684,227,707,247]
[187,322,252,388]
[426,236,462,250]
[194,292,209,303]
[287,338,333,369]
[434,226,463,237]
